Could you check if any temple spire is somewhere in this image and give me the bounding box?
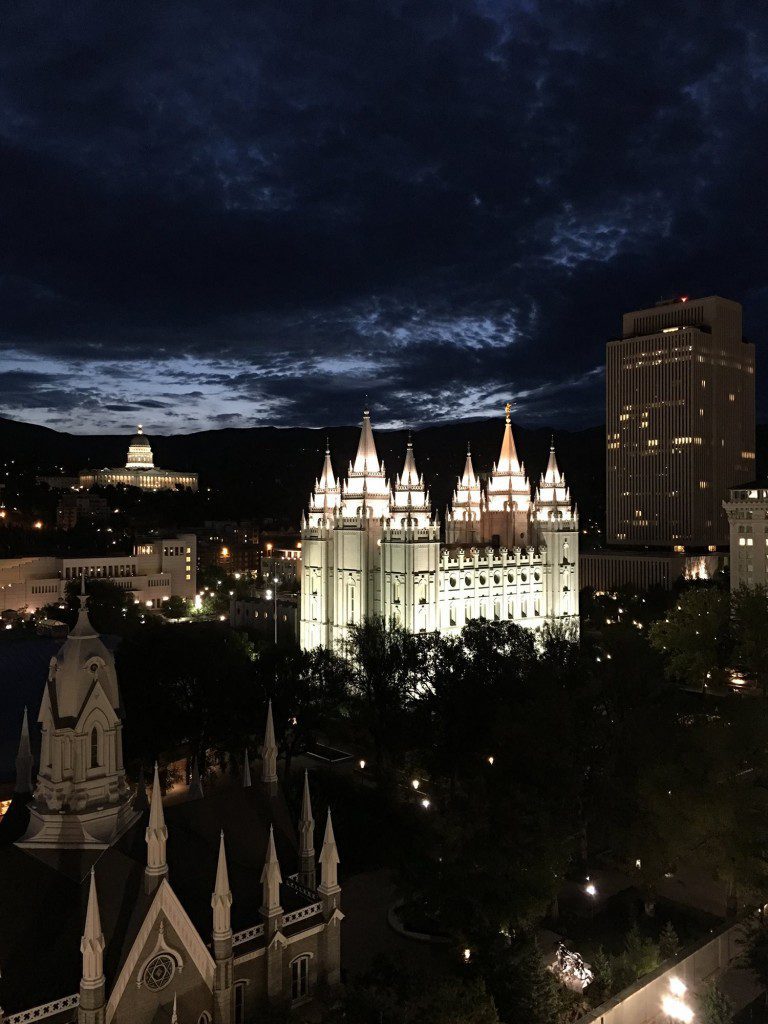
[298,770,316,890]
[319,808,340,896]
[145,763,168,892]
[15,706,33,793]
[261,701,278,788]
[211,831,233,939]
[352,408,380,474]
[80,868,105,989]
[260,824,283,918]
[496,401,520,473]
[242,747,252,788]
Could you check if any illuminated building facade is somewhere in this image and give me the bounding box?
[39,426,198,492]
[300,407,579,651]
[0,534,197,612]
[723,482,768,591]
[607,296,755,548]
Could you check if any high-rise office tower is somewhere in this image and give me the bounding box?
[606,295,755,548]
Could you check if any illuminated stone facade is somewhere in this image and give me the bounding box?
[607,295,755,548]
[723,483,768,591]
[300,407,579,651]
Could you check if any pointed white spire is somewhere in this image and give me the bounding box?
[15,706,33,793]
[352,408,380,474]
[188,756,204,800]
[319,441,336,490]
[80,868,105,988]
[242,747,252,788]
[145,763,168,886]
[485,403,531,517]
[534,437,573,521]
[319,808,340,895]
[261,701,278,786]
[390,437,433,527]
[211,830,233,938]
[260,824,283,916]
[308,440,342,525]
[299,770,316,888]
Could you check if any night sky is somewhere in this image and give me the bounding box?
[2,1,767,435]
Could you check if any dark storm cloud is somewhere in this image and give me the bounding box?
[1,0,767,431]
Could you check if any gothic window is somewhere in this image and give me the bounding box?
[449,604,457,627]
[143,953,175,991]
[291,955,310,1001]
[234,982,246,1024]
[90,727,100,768]
[198,1014,212,1024]
[494,601,501,621]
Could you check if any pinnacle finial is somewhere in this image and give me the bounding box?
[242,747,252,788]
[81,867,105,985]
[505,401,511,422]
[170,993,178,1024]
[15,705,33,793]
[319,807,340,895]
[261,701,278,785]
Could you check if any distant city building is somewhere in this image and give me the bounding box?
[580,548,722,593]
[300,406,579,651]
[56,492,110,531]
[723,482,768,591]
[39,425,198,492]
[230,592,299,640]
[606,296,755,549]
[0,588,343,1021]
[0,533,197,612]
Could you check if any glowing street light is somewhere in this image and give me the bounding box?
[661,977,694,1022]
[358,759,366,770]
[585,882,597,897]
[411,779,420,790]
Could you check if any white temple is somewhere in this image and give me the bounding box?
[299,405,579,650]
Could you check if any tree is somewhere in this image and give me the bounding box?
[659,921,680,960]
[52,577,143,635]
[329,956,499,1024]
[162,594,189,618]
[344,617,422,770]
[478,937,563,1024]
[648,588,731,691]
[731,585,768,693]
[698,981,733,1024]
[588,946,613,1005]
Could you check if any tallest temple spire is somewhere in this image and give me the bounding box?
[341,408,390,519]
[352,408,380,474]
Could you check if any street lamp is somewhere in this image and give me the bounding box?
[273,575,278,645]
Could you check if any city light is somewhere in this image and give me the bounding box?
[661,977,694,1022]
[411,779,420,790]
[358,759,366,770]
[421,797,431,809]
[585,882,597,897]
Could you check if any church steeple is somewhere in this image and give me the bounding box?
[341,409,391,519]
[308,442,342,526]
[446,443,482,544]
[80,869,105,993]
[145,763,168,893]
[211,831,233,939]
[534,438,574,522]
[18,577,138,850]
[390,437,433,528]
[260,824,283,921]
[261,701,278,790]
[298,770,315,890]
[15,706,32,794]
[319,808,340,897]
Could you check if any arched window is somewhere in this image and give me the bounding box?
[90,727,100,768]
[290,954,310,1002]
[198,1014,212,1024]
[234,982,246,1024]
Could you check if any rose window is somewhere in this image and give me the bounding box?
[143,953,176,991]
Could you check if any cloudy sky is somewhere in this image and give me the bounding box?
[1,0,767,434]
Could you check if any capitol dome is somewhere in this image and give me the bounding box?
[125,424,155,469]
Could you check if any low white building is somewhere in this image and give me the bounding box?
[0,534,197,613]
[300,407,579,651]
[723,482,768,591]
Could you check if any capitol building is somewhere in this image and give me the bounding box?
[299,406,579,650]
[40,426,198,492]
